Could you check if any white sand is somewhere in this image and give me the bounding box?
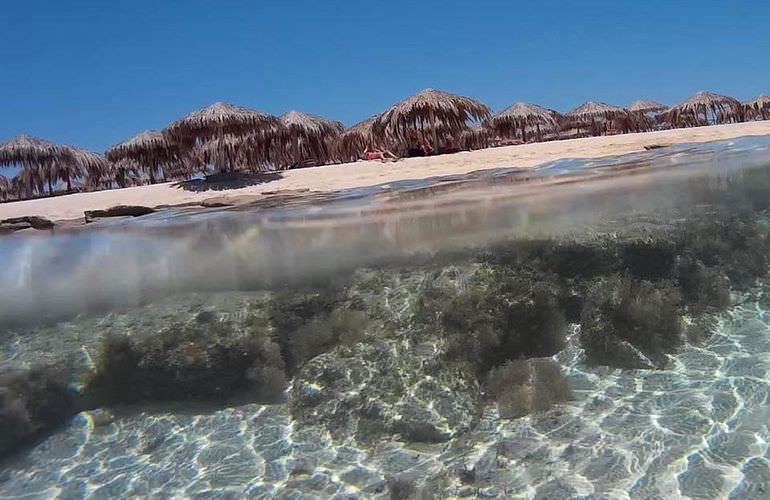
[2,121,770,221]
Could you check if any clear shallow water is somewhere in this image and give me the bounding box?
[2,136,770,499]
[3,300,770,499]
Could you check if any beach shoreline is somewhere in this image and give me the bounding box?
[2,121,770,223]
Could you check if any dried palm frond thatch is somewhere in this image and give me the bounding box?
[665,91,743,128]
[188,132,283,174]
[743,95,770,121]
[0,135,76,197]
[487,102,558,143]
[564,101,637,135]
[62,146,108,192]
[628,100,668,114]
[377,88,491,153]
[459,124,493,151]
[107,130,185,183]
[163,102,285,173]
[0,134,70,165]
[333,115,388,162]
[0,175,10,201]
[104,159,145,189]
[280,111,344,168]
[164,102,282,141]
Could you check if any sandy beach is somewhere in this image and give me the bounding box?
[2,121,769,222]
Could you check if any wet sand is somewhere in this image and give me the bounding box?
[1,121,770,221]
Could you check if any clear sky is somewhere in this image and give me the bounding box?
[1,0,768,152]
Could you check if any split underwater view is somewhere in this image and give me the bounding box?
[3,137,770,498]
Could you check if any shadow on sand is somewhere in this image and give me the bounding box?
[173,172,284,192]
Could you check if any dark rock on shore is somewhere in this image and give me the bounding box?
[84,205,155,222]
[0,216,55,233]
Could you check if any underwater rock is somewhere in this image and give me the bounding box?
[84,312,287,405]
[416,264,568,375]
[0,366,81,457]
[84,205,155,222]
[485,358,572,418]
[580,277,685,369]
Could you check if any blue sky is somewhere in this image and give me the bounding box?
[1,0,767,152]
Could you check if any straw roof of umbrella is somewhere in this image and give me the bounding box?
[487,102,558,140]
[459,124,492,151]
[333,115,387,162]
[163,102,283,141]
[65,146,108,182]
[566,101,630,120]
[280,111,344,167]
[628,99,668,113]
[107,130,183,182]
[106,130,179,163]
[188,132,280,173]
[377,88,491,146]
[743,95,770,120]
[0,135,86,196]
[666,91,742,126]
[280,111,343,138]
[744,95,770,109]
[0,135,72,167]
[564,101,640,134]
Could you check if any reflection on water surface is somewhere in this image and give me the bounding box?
[2,136,770,498]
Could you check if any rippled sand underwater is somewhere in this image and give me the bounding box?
[3,137,770,499]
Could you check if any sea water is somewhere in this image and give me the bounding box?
[2,137,770,499]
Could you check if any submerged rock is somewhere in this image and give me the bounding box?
[0,366,81,457]
[84,310,287,405]
[580,277,685,369]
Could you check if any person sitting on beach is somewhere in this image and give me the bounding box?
[361,146,398,162]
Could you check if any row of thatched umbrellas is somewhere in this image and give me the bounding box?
[1,89,769,201]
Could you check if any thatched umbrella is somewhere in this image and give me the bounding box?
[0,135,76,197]
[628,100,668,114]
[666,91,742,128]
[487,102,558,143]
[64,146,108,191]
[743,95,770,121]
[106,130,183,184]
[565,101,635,136]
[333,115,388,162]
[377,89,491,154]
[163,102,284,173]
[279,111,343,168]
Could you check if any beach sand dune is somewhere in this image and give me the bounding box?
[1,121,769,221]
